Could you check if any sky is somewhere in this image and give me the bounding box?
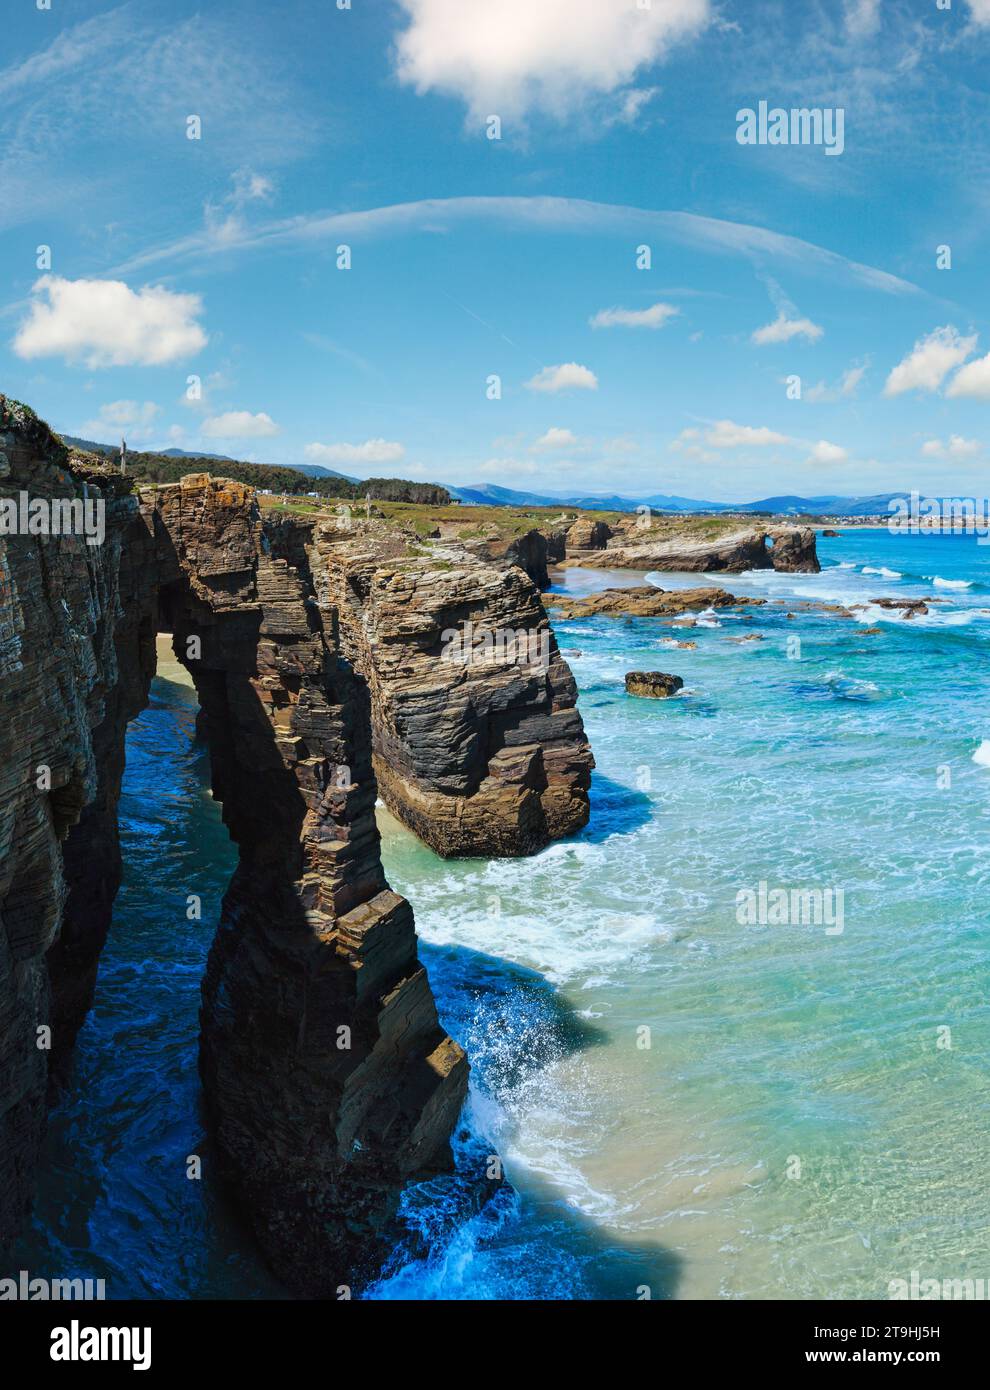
[2,0,990,503]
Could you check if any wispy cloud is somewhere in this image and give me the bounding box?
[752,313,823,345]
[109,195,923,299]
[590,302,680,330]
[0,8,315,232]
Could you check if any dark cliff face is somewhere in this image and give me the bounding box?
[0,408,144,1246]
[0,413,467,1292]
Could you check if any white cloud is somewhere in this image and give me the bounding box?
[670,427,717,464]
[922,435,982,459]
[751,313,824,345]
[845,0,881,38]
[393,0,711,121]
[202,411,279,439]
[305,439,405,465]
[13,275,207,368]
[532,427,578,450]
[968,0,990,25]
[206,168,276,245]
[808,440,849,465]
[84,400,161,433]
[884,325,977,396]
[946,351,990,400]
[706,420,791,449]
[525,363,598,393]
[607,86,660,127]
[590,302,680,330]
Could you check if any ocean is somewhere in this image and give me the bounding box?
[12,529,990,1300]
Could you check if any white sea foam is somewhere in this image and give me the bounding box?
[973,740,990,768]
[823,670,882,699]
[862,566,902,579]
[931,576,972,590]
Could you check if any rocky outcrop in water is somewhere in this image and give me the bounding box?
[572,524,820,573]
[0,407,468,1292]
[313,531,595,858]
[625,672,684,698]
[547,584,757,620]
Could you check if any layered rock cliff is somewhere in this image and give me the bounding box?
[0,406,467,1292]
[310,527,595,858]
[572,523,820,573]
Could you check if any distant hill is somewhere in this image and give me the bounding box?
[61,436,359,483]
[451,482,915,517]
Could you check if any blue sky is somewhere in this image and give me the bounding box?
[2,0,990,501]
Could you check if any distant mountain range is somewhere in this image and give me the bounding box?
[61,436,358,483]
[60,434,911,517]
[449,482,913,518]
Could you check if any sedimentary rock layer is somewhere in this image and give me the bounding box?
[572,525,820,573]
[546,584,758,620]
[0,407,467,1292]
[312,531,595,858]
[0,403,146,1243]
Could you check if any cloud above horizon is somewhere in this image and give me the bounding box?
[590,302,680,330]
[202,411,279,439]
[808,440,849,464]
[945,350,990,400]
[922,435,981,459]
[532,427,578,450]
[525,363,599,393]
[305,439,406,465]
[752,313,824,346]
[706,420,791,449]
[82,399,161,437]
[392,0,710,122]
[884,326,977,396]
[13,276,206,368]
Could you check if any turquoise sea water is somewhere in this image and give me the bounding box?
[12,531,990,1299]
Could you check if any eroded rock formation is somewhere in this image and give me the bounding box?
[625,672,684,699]
[547,584,760,621]
[0,407,468,1292]
[313,531,595,858]
[571,524,820,573]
